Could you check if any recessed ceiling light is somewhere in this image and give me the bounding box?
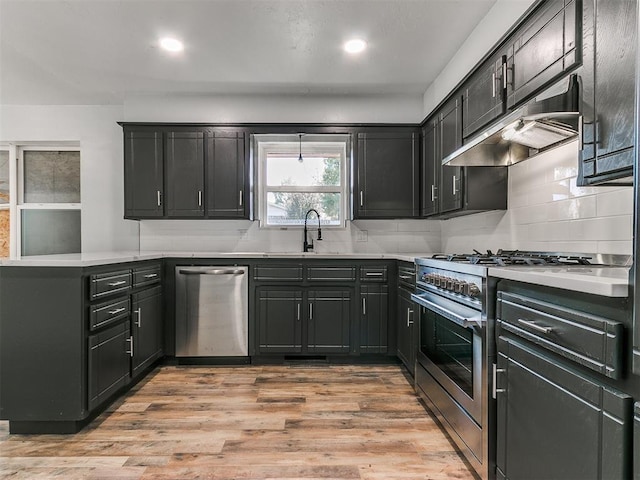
[159,37,184,53]
[344,38,367,54]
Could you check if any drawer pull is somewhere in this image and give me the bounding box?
[366,272,383,276]
[108,307,126,315]
[107,280,127,287]
[143,273,158,279]
[517,318,553,334]
[126,336,134,357]
[399,275,413,280]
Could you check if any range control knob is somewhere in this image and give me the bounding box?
[468,283,481,298]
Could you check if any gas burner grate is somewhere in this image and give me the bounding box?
[431,250,595,266]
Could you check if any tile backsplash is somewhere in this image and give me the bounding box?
[441,141,634,255]
[140,141,633,256]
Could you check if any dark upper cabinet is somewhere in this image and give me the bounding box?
[124,129,164,219]
[165,130,205,217]
[579,0,637,185]
[421,122,439,217]
[439,97,464,214]
[463,54,507,139]
[207,130,248,218]
[355,130,420,218]
[506,0,580,109]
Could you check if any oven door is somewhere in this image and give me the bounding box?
[411,290,483,423]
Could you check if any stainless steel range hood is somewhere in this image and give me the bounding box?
[443,74,581,167]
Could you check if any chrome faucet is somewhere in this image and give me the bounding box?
[303,209,322,252]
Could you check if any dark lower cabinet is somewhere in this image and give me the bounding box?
[88,321,131,411]
[257,288,303,354]
[635,403,640,480]
[496,335,633,480]
[131,285,164,378]
[359,284,389,354]
[307,289,351,354]
[396,287,416,376]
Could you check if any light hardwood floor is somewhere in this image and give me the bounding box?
[0,365,474,479]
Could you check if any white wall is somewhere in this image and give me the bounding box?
[124,93,424,124]
[441,141,634,255]
[422,0,537,117]
[0,105,140,253]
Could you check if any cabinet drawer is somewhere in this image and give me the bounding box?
[90,297,131,331]
[90,270,132,300]
[497,291,624,378]
[133,264,161,287]
[398,263,415,290]
[253,265,303,282]
[360,266,388,282]
[306,266,356,282]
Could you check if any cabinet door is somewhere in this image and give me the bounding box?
[207,131,247,218]
[396,288,416,375]
[421,122,439,217]
[581,0,636,185]
[635,403,640,480]
[165,130,205,217]
[131,285,163,378]
[496,336,633,480]
[257,288,303,354]
[355,131,419,218]
[88,321,131,411]
[439,98,463,214]
[506,0,579,108]
[307,289,351,354]
[463,55,506,138]
[360,284,388,354]
[124,129,164,218]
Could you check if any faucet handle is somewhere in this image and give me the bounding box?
[317,228,322,241]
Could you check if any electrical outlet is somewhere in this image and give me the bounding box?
[238,229,248,241]
[356,230,368,242]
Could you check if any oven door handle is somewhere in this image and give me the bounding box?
[410,293,484,329]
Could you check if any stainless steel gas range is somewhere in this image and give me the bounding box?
[410,250,621,480]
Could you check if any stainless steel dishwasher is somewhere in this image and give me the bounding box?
[175,266,248,357]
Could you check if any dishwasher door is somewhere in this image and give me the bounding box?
[175,266,248,357]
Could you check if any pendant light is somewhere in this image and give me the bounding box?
[298,133,304,163]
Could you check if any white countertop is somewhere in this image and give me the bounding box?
[488,266,631,297]
[0,251,427,267]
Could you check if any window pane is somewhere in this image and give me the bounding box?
[21,209,81,256]
[266,155,341,187]
[0,210,8,258]
[24,150,80,203]
[0,150,9,205]
[266,192,341,225]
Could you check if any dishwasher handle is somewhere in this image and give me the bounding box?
[178,268,246,276]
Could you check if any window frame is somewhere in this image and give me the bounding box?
[0,143,81,258]
[255,134,350,229]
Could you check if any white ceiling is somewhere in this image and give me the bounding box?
[0,0,498,105]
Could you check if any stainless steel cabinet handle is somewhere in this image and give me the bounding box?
[178,269,246,275]
[126,336,134,357]
[143,273,158,279]
[407,308,413,327]
[239,190,243,206]
[492,364,507,398]
[517,318,553,334]
[157,190,162,207]
[503,63,508,89]
[135,307,142,327]
[108,307,126,315]
[309,303,313,320]
[107,280,127,287]
[492,72,496,98]
[452,176,458,196]
[431,184,437,202]
[297,303,301,321]
[198,190,202,207]
[366,272,383,276]
[399,275,413,280]
[362,297,366,315]
[360,190,364,207]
